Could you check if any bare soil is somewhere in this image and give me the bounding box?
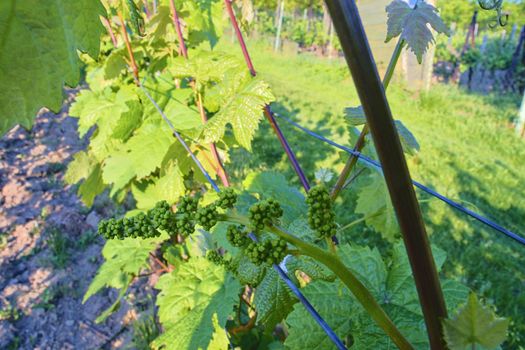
[0,97,152,349]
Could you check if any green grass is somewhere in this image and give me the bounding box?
[219,39,525,347]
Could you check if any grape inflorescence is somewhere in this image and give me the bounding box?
[245,239,287,266]
[306,185,337,238]
[98,212,161,240]
[226,225,249,248]
[248,198,283,232]
[206,250,226,266]
[217,188,237,209]
[148,200,176,231]
[195,203,219,231]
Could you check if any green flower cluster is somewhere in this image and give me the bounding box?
[206,250,226,266]
[306,185,337,238]
[175,196,199,237]
[245,239,287,266]
[226,225,249,248]
[248,198,283,232]
[98,212,161,240]
[149,201,176,231]
[217,188,237,209]
[195,204,219,231]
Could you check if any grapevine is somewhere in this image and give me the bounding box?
[8,0,510,349]
[97,213,161,240]
[148,200,176,231]
[217,188,238,209]
[245,238,288,266]
[195,203,220,231]
[206,249,226,266]
[226,224,250,248]
[248,198,283,232]
[306,185,337,238]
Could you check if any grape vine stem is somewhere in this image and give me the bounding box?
[117,11,140,85]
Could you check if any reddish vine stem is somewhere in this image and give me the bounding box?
[117,11,140,85]
[168,0,188,57]
[100,16,118,47]
[224,0,311,191]
[197,93,230,186]
[168,0,230,187]
[149,252,170,272]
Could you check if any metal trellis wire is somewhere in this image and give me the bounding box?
[274,113,525,246]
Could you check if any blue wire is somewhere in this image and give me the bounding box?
[274,113,525,246]
[141,83,348,349]
[247,233,348,350]
[139,83,220,192]
[273,263,347,349]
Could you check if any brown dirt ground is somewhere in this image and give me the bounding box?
[0,96,155,350]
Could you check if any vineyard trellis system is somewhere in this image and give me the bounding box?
[0,0,516,349]
[130,1,523,348]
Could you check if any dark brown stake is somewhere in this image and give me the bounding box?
[323,1,447,349]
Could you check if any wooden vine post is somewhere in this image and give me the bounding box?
[323,1,447,349]
[517,89,525,138]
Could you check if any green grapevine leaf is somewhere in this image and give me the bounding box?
[285,280,356,350]
[287,218,316,243]
[395,120,420,155]
[355,172,400,241]
[84,235,166,303]
[285,243,468,349]
[179,0,225,49]
[65,151,105,206]
[443,293,509,350]
[77,163,106,207]
[340,244,388,299]
[284,256,335,284]
[341,243,468,349]
[204,77,274,150]
[102,118,174,192]
[70,85,142,142]
[254,268,297,332]
[385,0,450,63]
[0,0,105,135]
[103,45,146,79]
[207,314,231,350]
[70,90,118,138]
[131,163,185,209]
[169,51,243,87]
[64,151,97,185]
[344,108,420,155]
[84,235,166,323]
[147,6,176,42]
[162,91,203,131]
[231,253,267,286]
[153,258,240,350]
[344,106,367,126]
